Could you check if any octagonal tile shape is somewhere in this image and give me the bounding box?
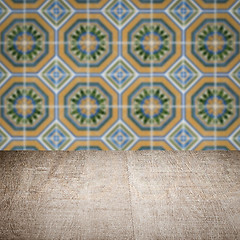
[59,13,118,73]
[0,13,55,73]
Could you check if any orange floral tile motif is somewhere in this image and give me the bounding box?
[186,13,240,73]
[0,13,55,73]
[0,77,54,137]
[0,0,239,150]
[122,13,182,73]
[58,13,118,73]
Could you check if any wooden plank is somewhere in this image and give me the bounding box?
[0,151,240,239]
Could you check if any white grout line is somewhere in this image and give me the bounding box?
[54,0,58,150]
[0,105,238,109]
[87,0,90,151]
[23,0,26,150]
[150,0,154,150]
[0,41,239,45]
[214,0,217,150]
[117,0,121,150]
[182,0,186,150]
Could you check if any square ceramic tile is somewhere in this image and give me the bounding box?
[98,116,138,150]
[167,119,200,150]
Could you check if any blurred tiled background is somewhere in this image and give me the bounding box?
[0,0,239,150]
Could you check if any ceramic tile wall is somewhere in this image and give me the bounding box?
[0,0,239,150]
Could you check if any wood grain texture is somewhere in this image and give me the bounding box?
[0,151,240,240]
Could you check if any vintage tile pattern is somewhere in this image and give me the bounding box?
[0,0,239,150]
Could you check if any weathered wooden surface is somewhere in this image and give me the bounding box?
[0,151,240,240]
